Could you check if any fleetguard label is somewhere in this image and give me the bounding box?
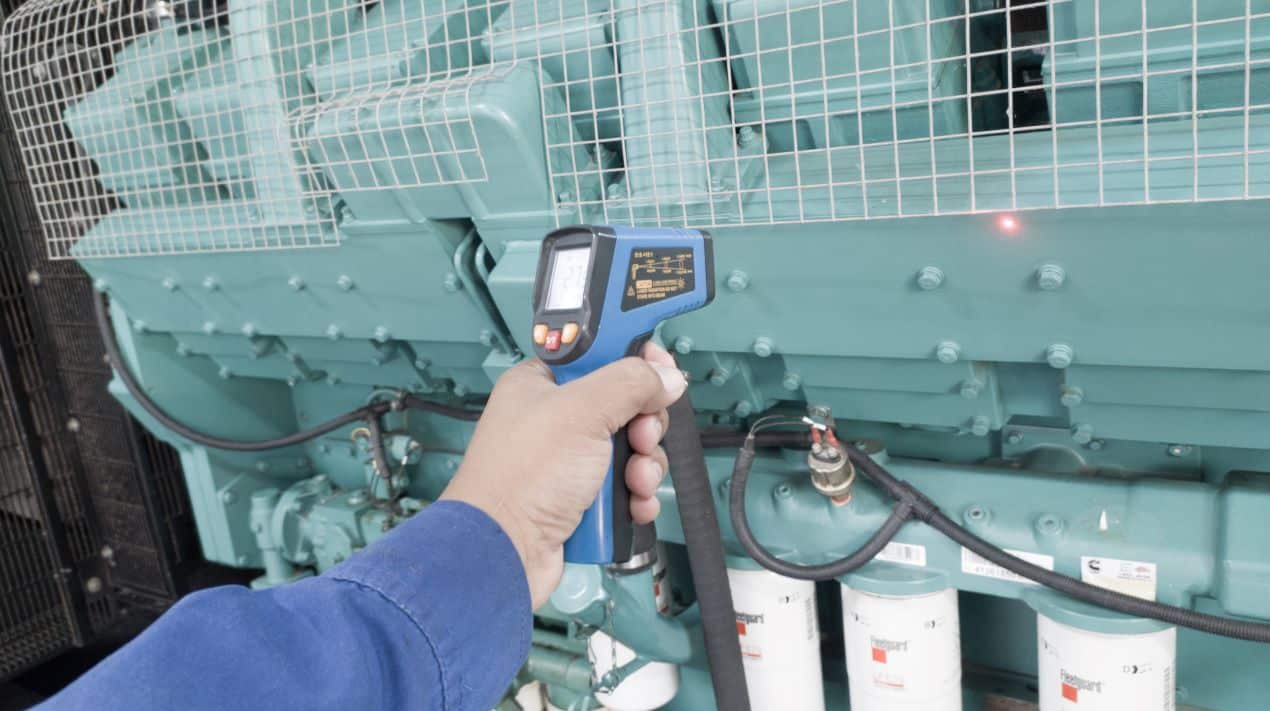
[961,547,1054,584]
[875,541,928,567]
[1080,556,1158,601]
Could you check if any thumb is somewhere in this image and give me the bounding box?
[558,352,687,436]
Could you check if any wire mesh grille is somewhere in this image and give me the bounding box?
[4,0,1270,258]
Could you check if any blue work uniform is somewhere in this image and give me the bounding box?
[40,500,532,711]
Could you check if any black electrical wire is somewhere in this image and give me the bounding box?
[94,292,479,453]
[732,428,1270,644]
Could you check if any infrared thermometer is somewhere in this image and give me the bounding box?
[531,225,715,566]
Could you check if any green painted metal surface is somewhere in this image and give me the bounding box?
[24,0,1270,707]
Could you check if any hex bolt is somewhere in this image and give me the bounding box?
[327,374,342,386]
[175,342,191,357]
[100,546,114,560]
[1036,264,1066,291]
[807,405,832,420]
[255,460,271,473]
[202,321,218,335]
[708,368,731,387]
[442,273,462,293]
[478,329,495,347]
[733,401,754,417]
[1036,513,1064,536]
[161,277,179,292]
[241,322,258,338]
[337,274,355,291]
[1060,385,1084,407]
[219,489,238,505]
[132,320,148,334]
[286,375,300,388]
[935,340,961,364]
[752,336,774,358]
[960,379,983,399]
[27,270,41,287]
[1167,444,1192,458]
[85,577,103,594]
[218,366,233,380]
[288,275,306,291]
[725,270,750,292]
[738,125,757,146]
[325,324,342,340]
[1071,423,1094,445]
[92,278,109,293]
[970,416,991,437]
[674,337,694,355]
[1046,343,1074,369]
[1088,439,1105,451]
[414,357,430,370]
[66,417,80,433]
[202,275,219,291]
[916,265,944,290]
[1004,430,1024,445]
[373,326,391,343]
[781,372,802,391]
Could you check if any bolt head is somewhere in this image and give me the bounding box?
[478,329,494,347]
[241,323,258,338]
[66,417,80,433]
[373,326,391,342]
[337,275,355,291]
[442,273,462,293]
[752,337,774,358]
[219,489,238,505]
[1005,430,1024,445]
[217,366,232,379]
[1046,343,1074,369]
[85,577,103,594]
[202,276,219,291]
[960,379,983,399]
[674,337,693,355]
[970,416,991,437]
[1088,439,1105,451]
[781,372,802,391]
[202,321,218,335]
[916,266,944,290]
[414,358,430,370]
[725,270,749,292]
[288,276,305,291]
[733,401,754,417]
[1036,264,1066,291]
[92,278,109,293]
[1167,444,1192,457]
[708,369,729,387]
[1059,385,1084,407]
[1071,424,1094,445]
[26,270,41,286]
[161,277,178,291]
[325,324,342,340]
[935,340,961,364]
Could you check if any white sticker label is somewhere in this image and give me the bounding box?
[1080,556,1158,601]
[961,547,1054,585]
[875,541,928,567]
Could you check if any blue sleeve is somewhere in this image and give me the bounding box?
[39,500,532,711]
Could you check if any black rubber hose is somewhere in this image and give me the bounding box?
[846,443,1270,642]
[662,395,751,711]
[95,292,479,453]
[728,442,910,581]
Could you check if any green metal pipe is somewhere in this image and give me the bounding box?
[525,645,593,693]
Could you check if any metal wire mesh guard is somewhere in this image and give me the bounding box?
[3,0,1269,258]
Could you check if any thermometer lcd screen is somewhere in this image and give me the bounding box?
[544,247,591,311]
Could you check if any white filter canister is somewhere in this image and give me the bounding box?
[1037,614,1176,710]
[590,552,679,711]
[841,585,962,711]
[728,567,826,711]
[588,632,678,711]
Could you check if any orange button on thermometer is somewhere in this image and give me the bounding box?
[532,323,548,345]
[561,322,580,344]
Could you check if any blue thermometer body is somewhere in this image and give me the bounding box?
[530,225,714,566]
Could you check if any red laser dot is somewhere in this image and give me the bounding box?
[996,214,1020,234]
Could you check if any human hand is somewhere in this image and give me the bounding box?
[440,342,687,608]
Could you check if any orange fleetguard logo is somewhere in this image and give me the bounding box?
[736,612,764,660]
[869,636,908,666]
[1060,670,1104,703]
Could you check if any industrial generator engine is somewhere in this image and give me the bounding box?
[4,0,1270,707]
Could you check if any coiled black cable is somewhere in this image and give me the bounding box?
[94,292,479,453]
[731,429,1270,643]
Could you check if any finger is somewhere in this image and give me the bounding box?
[627,411,668,454]
[625,451,668,499]
[640,341,678,368]
[559,356,687,436]
[630,494,661,525]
